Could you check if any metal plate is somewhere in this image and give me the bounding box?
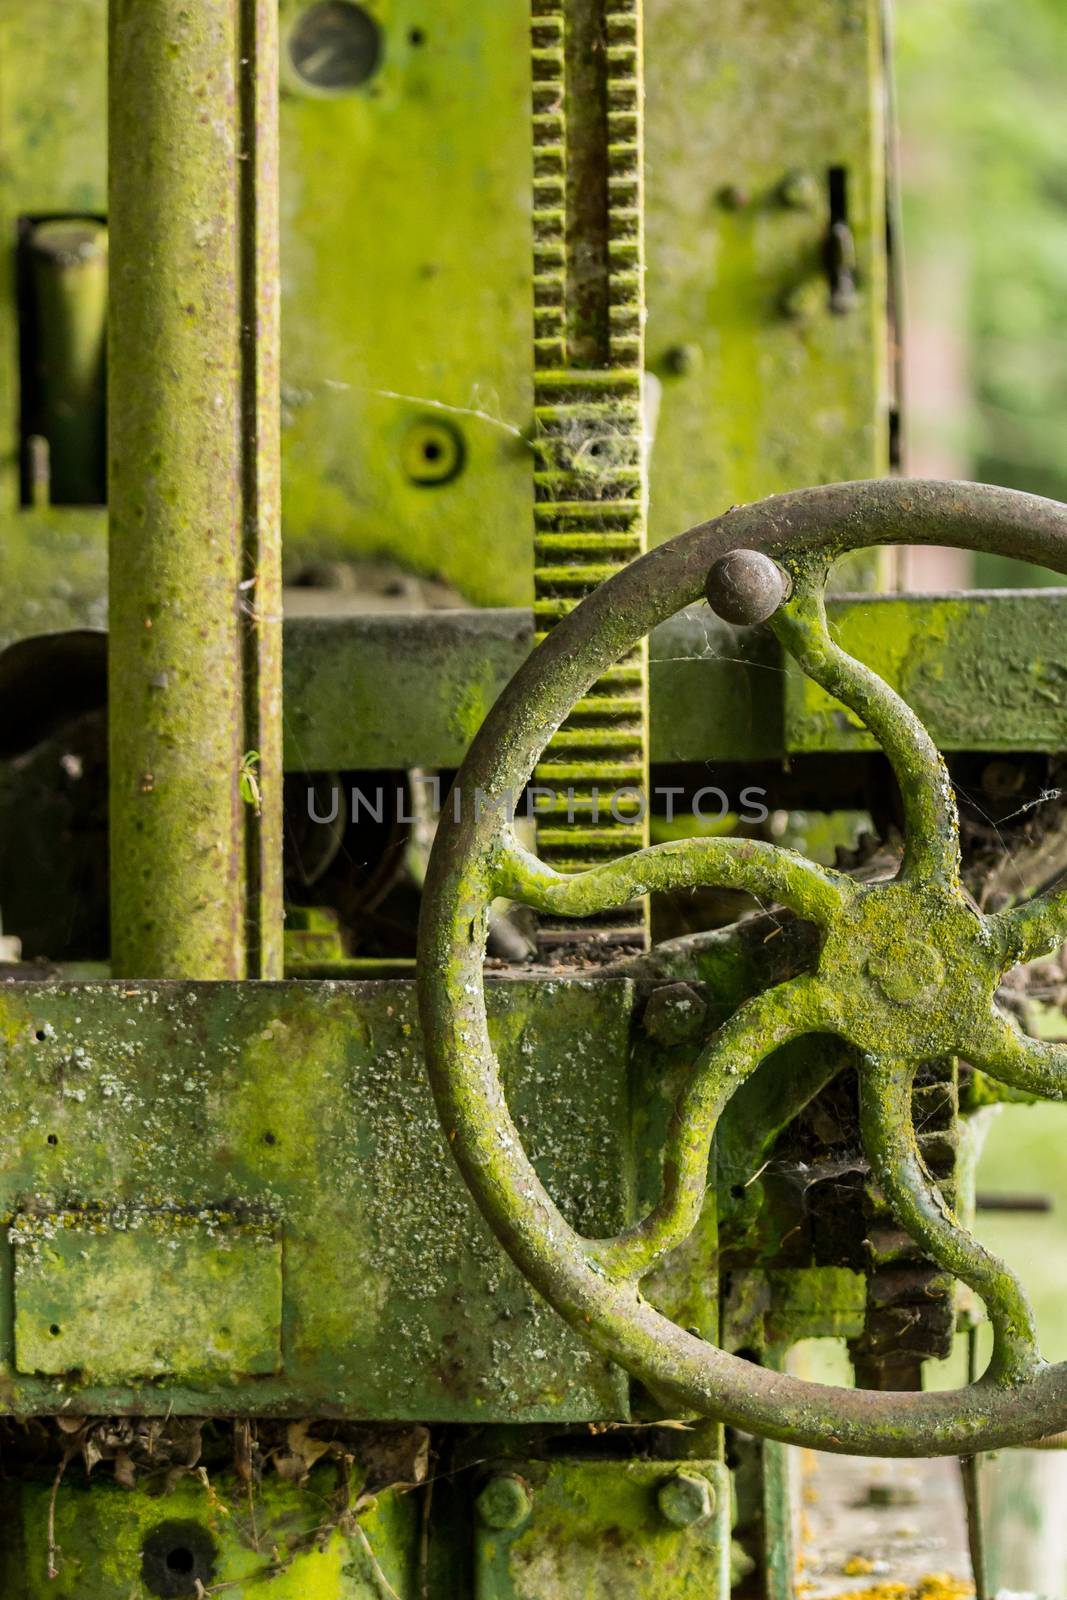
[474,1459,731,1600]
[0,978,633,1419]
[645,0,888,548]
[0,0,889,644]
[785,589,1067,754]
[277,590,1067,772]
[13,1210,282,1383]
[0,1463,415,1598]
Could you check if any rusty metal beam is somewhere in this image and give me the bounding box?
[107,0,282,979]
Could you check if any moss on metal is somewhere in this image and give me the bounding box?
[474,1458,731,1598]
[107,0,283,980]
[5,1459,412,1599]
[418,479,1067,1456]
[0,0,892,643]
[0,978,632,1421]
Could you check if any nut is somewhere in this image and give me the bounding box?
[475,1473,533,1530]
[657,1471,715,1527]
[642,983,709,1047]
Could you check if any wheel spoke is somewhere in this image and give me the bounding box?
[990,878,1067,966]
[858,1054,1041,1384]
[493,833,856,929]
[770,574,960,887]
[591,976,834,1281]
[970,1005,1067,1101]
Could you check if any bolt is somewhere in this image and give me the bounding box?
[718,183,749,211]
[642,983,709,1047]
[778,169,818,210]
[705,549,791,626]
[475,1474,533,1530]
[657,1472,715,1527]
[663,342,702,378]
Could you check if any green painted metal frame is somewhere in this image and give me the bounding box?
[0,977,632,1420]
[0,0,889,644]
[2,1458,416,1598]
[644,0,889,568]
[418,478,1067,1457]
[473,1458,731,1598]
[277,587,1067,771]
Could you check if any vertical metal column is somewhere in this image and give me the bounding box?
[530,0,650,954]
[108,0,282,979]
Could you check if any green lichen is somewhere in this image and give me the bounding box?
[418,483,1067,1456]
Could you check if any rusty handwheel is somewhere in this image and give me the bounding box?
[417,479,1067,1457]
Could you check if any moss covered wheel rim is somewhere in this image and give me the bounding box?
[417,479,1067,1457]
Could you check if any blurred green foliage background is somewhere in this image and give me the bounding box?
[895,0,1067,1364]
[894,2,1067,1374]
[896,0,1067,584]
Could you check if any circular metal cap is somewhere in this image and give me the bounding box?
[475,1473,533,1530]
[705,548,791,625]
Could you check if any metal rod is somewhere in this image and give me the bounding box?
[25,218,109,506]
[108,0,282,979]
[975,1192,1053,1214]
[962,1323,991,1600]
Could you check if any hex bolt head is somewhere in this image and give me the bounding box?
[657,1472,715,1527]
[475,1473,533,1530]
[642,982,709,1047]
[705,549,791,626]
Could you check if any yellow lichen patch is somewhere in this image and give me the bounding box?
[843,1555,878,1576]
[827,1578,974,1600]
[834,1589,909,1600]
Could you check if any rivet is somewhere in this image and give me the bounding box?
[781,278,826,323]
